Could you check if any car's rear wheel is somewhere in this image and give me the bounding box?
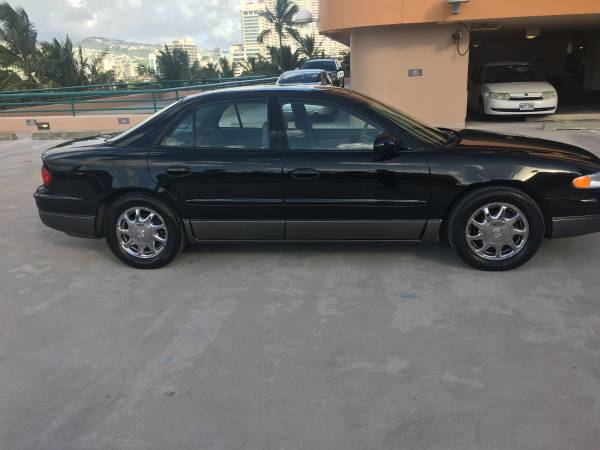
[447,187,545,271]
[104,194,184,269]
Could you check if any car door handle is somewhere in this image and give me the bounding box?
[291,168,320,180]
[166,165,191,176]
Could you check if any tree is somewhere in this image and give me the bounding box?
[156,47,190,81]
[137,64,156,80]
[86,51,115,85]
[0,68,32,90]
[257,0,299,48]
[266,45,301,73]
[295,33,323,62]
[219,57,235,78]
[239,56,274,77]
[38,37,83,87]
[190,61,219,81]
[0,2,39,84]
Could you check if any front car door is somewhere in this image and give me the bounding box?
[148,95,285,240]
[276,93,431,240]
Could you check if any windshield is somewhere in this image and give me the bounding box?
[484,65,545,83]
[279,72,322,84]
[303,60,337,71]
[106,99,183,143]
[346,91,449,147]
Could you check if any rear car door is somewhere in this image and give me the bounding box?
[276,96,430,240]
[148,95,285,240]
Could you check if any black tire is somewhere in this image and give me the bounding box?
[341,79,345,88]
[104,193,184,269]
[447,186,545,271]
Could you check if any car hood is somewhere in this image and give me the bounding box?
[452,129,600,166]
[484,81,555,94]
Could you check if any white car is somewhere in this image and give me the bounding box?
[468,62,558,117]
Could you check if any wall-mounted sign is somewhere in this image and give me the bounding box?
[118,118,130,125]
[408,69,423,77]
[26,119,37,126]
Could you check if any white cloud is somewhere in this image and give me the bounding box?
[14,0,243,48]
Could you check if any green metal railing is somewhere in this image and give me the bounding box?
[0,76,278,116]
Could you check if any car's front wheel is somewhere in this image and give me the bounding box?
[447,187,545,271]
[104,194,184,269]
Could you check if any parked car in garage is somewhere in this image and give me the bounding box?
[35,86,600,270]
[468,62,558,117]
[277,69,333,86]
[301,59,345,87]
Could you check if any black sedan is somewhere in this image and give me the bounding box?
[35,86,600,270]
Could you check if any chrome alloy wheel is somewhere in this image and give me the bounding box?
[466,202,529,261]
[116,207,168,259]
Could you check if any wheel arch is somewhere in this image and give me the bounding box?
[438,181,551,243]
[95,188,185,238]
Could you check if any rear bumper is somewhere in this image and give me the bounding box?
[38,211,97,238]
[34,186,99,238]
[551,214,600,239]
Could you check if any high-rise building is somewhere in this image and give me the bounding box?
[239,0,348,63]
[165,38,199,66]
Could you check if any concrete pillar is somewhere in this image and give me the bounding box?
[350,24,470,129]
[584,32,600,91]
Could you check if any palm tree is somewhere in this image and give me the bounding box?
[239,56,274,77]
[0,2,39,84]
[156,47,190,82]
[38,37,83,87]
[295,34,323,61]
[257,0,300,48]
[266,45,301,73]
[190,61,219,81]
[218,57,235,78]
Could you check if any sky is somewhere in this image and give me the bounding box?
[11,0,245,49]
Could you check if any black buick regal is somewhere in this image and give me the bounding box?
[34,86,600,270]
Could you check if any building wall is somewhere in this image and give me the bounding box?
[351,24,469,128]
[320,0,600,35]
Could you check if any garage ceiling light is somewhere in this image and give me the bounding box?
[526,28,541,40]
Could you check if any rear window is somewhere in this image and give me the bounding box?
[279,72,322,84]
[302,60,337,71]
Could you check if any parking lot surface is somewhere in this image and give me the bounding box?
[1,127,600,450]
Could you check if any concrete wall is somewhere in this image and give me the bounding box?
[320,0,600,35]
[0,114,148,133]
[350,24,470,128]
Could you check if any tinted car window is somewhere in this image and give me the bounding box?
[484,65,545,83]
[196,100,269,149]
[279,72,323,84]
[281,100,383,151]
[160,109,194,147]
[302,60,337,71]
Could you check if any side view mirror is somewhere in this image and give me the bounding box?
[374,133,400,158]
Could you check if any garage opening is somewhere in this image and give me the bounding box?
[467,15,600,120]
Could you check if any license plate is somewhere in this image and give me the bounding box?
[519,103,535,111]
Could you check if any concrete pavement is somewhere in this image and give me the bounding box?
[1,129,600,450]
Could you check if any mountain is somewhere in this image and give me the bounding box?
[78,37,160,58]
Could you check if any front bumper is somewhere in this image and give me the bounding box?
[551,214,600,239]
[485,97,558,115]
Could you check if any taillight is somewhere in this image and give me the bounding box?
[41,166,52,185]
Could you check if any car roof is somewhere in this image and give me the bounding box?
[303,59,337,63]
[483,61,533,67]
[184,85,341,102]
